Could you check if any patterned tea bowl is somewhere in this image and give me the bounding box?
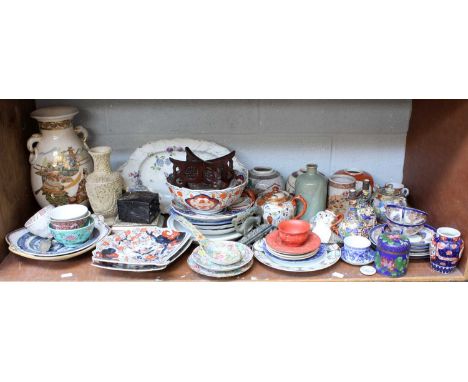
[166,170,249,214]
[49,211,91,230]
[385,204,427,236]
[342,235,374,265]
[49,218,95,247]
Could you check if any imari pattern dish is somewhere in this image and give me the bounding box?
[253,240,341,272]
[6,221,110,260]
[187,256,254,278]
[92,227,189,266]
[191,243,254,272]
[120,139,247,213]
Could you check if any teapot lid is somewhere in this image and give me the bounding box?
[257,189,290,204]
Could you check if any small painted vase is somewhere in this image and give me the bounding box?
[338,189,366,239]
[430,227,464,274]
[248,167,284,195]
[256,190,307,227]
[375,233,410,277]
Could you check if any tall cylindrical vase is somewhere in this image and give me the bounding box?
[295,164,328,221]
[86,146,123,222]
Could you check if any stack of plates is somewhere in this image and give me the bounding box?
[92,227,192,272]
[253,239,341,273]
[264,230,321,261]
[167,196,253,242]
[187,242,254,278]
[369,224,435,259]
[6,221,110,261]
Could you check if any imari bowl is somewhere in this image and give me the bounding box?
[49,218,95,247]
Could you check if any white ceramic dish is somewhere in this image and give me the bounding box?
[120,139,247,213]
[49,204,89,221]
[191,243,253,272]
[24,205,54,238]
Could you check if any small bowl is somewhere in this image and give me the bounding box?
[385,204,427,236]
[342,236,374,265]
[49,218,95,247]
[49,211,91,230]
[24,206,54,238]
[50,204,89,221]
[278,220,311,247]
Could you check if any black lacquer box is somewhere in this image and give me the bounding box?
[117,192,160,224]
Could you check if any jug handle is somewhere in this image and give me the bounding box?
[292,194,307,219]
[27,133,42,164]
[74,125,89,149]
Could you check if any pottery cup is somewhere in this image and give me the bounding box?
[24,205,54,238]
[278,220,311,246]
[342,235,374,265]
[49,204,90,230]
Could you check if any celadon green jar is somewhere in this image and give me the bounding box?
[295,164,328,221]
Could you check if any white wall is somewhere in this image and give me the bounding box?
[35,100,411,185]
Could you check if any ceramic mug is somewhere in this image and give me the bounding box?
[430,227,464,274]
[342,235,374,265]
[327,175,356,215]
[385,182,409,197]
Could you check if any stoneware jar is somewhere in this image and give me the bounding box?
[333,168,374,192]
[256,190,307,226]
[371,183,407,223]
[294,164,328,221]
[248,166,284,195]
[430,227,464,274]
[375,232,411,277]
[28,106,93,207]
[86,146,123,222]
[327,174,356,215]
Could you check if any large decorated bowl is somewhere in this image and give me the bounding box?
[166,168,249,214]
[385,204,427,236]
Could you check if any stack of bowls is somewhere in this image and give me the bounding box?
[385,204,427,236]
[49,204,95,247]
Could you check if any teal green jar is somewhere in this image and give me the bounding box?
[295,164,328,221]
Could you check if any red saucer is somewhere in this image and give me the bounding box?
[266,230,321,255]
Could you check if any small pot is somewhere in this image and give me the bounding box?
[278,220,311,246]
[430,227,464,274]
[375,233,410,277]
[49,211,91,230]
[256,190,307,227]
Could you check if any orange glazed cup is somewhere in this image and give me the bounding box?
[278,220,311,246]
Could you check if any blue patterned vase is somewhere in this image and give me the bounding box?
[430,227,464,274]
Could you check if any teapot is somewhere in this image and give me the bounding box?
[256,190,307,226]
[371,183,407,223]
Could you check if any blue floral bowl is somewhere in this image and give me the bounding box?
[49,218,95,247]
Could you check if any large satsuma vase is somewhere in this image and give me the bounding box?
[28,106,93,207]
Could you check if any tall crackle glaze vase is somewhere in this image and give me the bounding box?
[86,146,123,222]
[28,106,93,207]
[294,164,328,221]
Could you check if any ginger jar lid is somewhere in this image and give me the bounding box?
[377,233,410,253]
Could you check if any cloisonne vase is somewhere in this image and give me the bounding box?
[375,233,410,277]
[86,146,123,222]
[430,227,464,274]
[295,164,328,221]
[28,106,93,207]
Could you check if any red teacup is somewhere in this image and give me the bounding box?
[278,220,311,246]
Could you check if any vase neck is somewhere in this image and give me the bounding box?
[89,147,112,173]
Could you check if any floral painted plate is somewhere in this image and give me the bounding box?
[167,215,243,241]
[253,240,341,272]
[187,255,253,278]
[6,222,110,258]
[119,139,247,213]
[92,227,189,266]
[191,242,253,272]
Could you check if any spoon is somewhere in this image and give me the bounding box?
[172,215,242,265]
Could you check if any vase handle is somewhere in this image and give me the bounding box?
[292,194,308,220]
[26,133,42,164]
[74,125,89,149]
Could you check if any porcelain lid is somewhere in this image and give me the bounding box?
[31,106,79,122]
[377,233,410,252]
[257,190,291,204]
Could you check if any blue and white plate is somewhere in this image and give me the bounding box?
[6,222,110,258]
[253,240,341,272]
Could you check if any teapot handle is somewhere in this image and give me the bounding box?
[242,188,256,204]
[292,194,307,220]
[74,125,89,149]
[27,133,42,164]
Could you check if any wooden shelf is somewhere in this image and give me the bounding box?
[0,246,465,282]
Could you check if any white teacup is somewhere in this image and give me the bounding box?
[24,206,54,238]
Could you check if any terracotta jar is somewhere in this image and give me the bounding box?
[256,190,307,226]
[327,174,356,215]
[333,168,374,192]
[248,166,284,195]
[28,106,93,207]
[86,146,123,222]
[371,183,407,223]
